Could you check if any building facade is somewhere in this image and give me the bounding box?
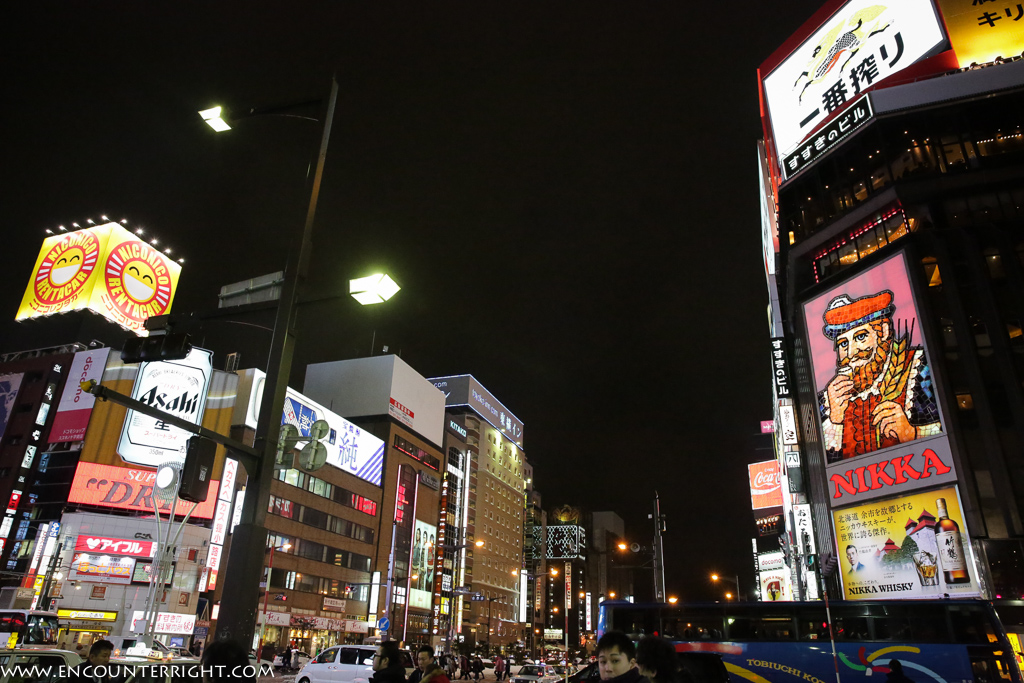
[758,0,1024,615]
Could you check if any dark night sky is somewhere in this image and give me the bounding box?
[2,2,821,602]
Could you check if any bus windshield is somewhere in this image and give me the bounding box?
[0,611,60,647]
[25,614,59,645]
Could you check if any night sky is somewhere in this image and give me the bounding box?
[3,2,822,602]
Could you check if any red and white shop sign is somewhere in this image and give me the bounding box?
[74,535,155,558]
[749,460,783,510]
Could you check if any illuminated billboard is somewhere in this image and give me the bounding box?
[749,460,784,510]
[410,520,437,610]
[16,222,182,334]
[235,368,386,487]
[49,348,110,443]
[546,525,586,560]
[938,0,1024,67]
[762,0,946,158]
[0,373,25,442]
[802,251,956,505]
[430,374,524,444]
[757,551,792,601]
[833,486,981,600]
[67,461,219,519]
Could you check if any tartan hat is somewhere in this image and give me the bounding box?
[822,291,895,340]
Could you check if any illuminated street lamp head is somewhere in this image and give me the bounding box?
[474,540,485,547]
[725,592,733,600]
[282,544,292,550]
[617,542,627,551]
[609,592,616,598]
[349,273,401,305]
[711,574,720,581]
[550,568,559,576]
[668,597,679,604]
[198,106,231,132]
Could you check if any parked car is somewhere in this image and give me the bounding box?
[0,648,83,683]
[511,663,564,683]
[296,644,415,683]
[275,650,313,669]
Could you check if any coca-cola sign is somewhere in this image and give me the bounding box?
[749,460,783,510]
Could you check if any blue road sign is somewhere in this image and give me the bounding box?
[378,617,390,631]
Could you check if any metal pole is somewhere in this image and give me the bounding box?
[652,492,666,602]
[487,598,492,654]
[257,545,276,659]
[735,574,741,601]
[215,76,339,648]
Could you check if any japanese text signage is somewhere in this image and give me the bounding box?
[762,0,945,158]
[70,553,135,584]
[937,0,1024,67]
[50,348,110,443]
[769,338,792,397]
[117,347,214,468]
[74,535,155,558]
[782,97,873,180]
[779,405,798,446]
[749,460,784,510]
[16,222,182,334]
[833,485,980,600]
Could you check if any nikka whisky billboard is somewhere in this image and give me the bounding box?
[802,251,959,506]
[16,222,181,334]
[832,485,981,600]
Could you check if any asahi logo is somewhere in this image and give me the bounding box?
[138,385,200,418]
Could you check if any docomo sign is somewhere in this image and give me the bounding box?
[749,460,784,510]
[67,461,219,519]
[74,535,155,558]
[827,434,958,505]
[16,222,182,334]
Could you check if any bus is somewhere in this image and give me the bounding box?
[0,609,60,648]
[597,600,1021,683]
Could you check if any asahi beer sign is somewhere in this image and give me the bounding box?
[118,347,214,467]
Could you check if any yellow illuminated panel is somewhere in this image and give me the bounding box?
[938,0,1024,66]
[57,608,119,621]
[17,222,181,334]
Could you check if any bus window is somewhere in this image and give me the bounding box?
[25,614,59,645]
[726,608,795,641]
[871,615,911,641]
[907,605,951,643]
[664,615,724,641]
[614,607,661,639]
[833,616,870,640]
[795,606,829,640]
[949,604,998,644]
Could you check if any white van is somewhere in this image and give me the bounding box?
[296,645,415,683]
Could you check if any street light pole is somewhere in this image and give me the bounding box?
[214,76,339,648]
[257,543,291,659]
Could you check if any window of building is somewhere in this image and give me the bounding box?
[922,257,942,287]
[957,393,975,410]
[984,248,1006,280]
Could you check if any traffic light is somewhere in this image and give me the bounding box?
[121,333,192,364]
[806,553,818,571]
[179,437,216,503]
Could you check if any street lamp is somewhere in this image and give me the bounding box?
[349,274,401,305]
[725,592,733,600]
[198,106,231,132]
[668,597,679,604]
[257,543,292,659]
[710,573,744,601]
[609,591,616,599]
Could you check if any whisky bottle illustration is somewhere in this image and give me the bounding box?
[935,498,971,584]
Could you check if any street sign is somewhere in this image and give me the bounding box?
[471,594,486,602]
[377,617,390,631]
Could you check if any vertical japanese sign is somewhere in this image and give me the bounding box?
[49,348,110,442]
[565,562,572,609]
[769,338,791,398]
[762,0,946,158]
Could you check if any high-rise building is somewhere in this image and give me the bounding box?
[428,375,526,652]
[757,0,1024,618]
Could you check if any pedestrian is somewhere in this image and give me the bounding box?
[636,636,688,683]
[887,660,914,683]
[371,641,407,683]
[445,655,457,679]
[282,644,293,671]
[596,632,645,683]
[417,645,452,683]
[494,654,506,682]
[460,655,470,680]
[201,639,253,683]
[71,639,114,682]
[472,657,484,681]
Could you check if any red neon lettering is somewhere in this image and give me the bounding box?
[855,467,869,493]
[831,472,859,499]
[890,454,921,484]
[866,461,895,489]
[920,448,952,477]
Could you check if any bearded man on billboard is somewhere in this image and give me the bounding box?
[819,290,940,461]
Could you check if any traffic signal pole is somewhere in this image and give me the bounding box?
[213,76,339,650]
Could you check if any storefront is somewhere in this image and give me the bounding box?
[55,608,118,650]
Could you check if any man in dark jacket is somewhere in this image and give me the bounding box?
[71,640,114,682]
[417,645,451,683]
[596,632,648,683]
[371,641,407,683]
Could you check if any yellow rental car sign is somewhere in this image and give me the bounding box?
[17,222,181,334]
